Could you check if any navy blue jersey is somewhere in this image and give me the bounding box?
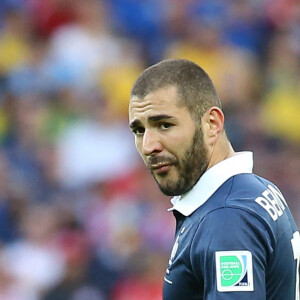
[163,152,299,300]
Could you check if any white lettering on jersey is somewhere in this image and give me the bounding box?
[255,185,287,221]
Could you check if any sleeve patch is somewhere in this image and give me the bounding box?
[215,250,254,292]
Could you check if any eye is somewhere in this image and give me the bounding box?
[132,126,145,136]
[159,123,173,130]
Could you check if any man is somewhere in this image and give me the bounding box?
[128,59,300,299]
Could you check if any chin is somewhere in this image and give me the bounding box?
[157,182,185,197]
[155,180,177,196]
[157,175,197,196]
[154,171,189,196]
[158,187,179,197]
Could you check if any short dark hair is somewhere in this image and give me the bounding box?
[131,59,221,121]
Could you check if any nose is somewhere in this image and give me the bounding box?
[142,129,163,156]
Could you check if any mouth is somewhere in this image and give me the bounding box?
[150,163,173,174]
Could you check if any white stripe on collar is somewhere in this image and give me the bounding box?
[168,152,253,216]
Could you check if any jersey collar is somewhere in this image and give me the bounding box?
[168,151,253,216]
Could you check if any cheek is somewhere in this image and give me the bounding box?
[177,130,194,147]
[135,139,145,158]
[167,137,191,158]
[135,139,141,152]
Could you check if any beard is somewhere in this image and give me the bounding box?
[148,126,209,196]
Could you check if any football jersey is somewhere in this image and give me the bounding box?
[163,152,300,300]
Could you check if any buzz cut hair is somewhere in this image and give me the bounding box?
[130,59,221,121]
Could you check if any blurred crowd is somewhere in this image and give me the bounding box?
[0,0,299,299]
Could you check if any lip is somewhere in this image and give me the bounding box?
[151,163,172,174]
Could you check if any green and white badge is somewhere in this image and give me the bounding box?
[215,250,254,292]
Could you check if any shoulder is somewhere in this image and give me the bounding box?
[225,173,289,223]
[188,173,295,253]
[191,173,284,227]
[191,206,274,252]
[188,174,280,252]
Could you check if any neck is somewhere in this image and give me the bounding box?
[206,135,235,170]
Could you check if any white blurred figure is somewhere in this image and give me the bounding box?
[56,116,138,188]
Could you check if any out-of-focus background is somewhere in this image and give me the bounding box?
[0,0,299,299]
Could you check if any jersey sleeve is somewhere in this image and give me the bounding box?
[190,207,274,299]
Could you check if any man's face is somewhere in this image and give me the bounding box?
[129,86,209,196]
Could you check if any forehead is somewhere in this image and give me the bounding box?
[129,86,182,120]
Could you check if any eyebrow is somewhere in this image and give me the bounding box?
[148,114,174,122]
[129,119,142,129]
[129,114,175,129]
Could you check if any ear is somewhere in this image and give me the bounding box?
[201,107,224,145]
